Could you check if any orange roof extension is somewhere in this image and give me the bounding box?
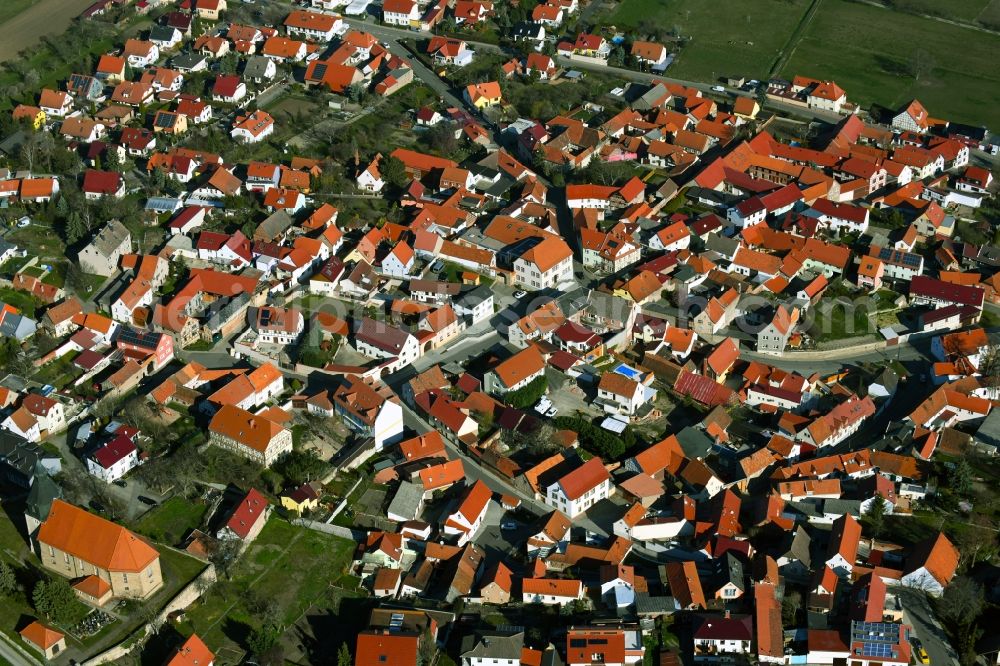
[522,577,582,597]
[38,500,158,573]
[166,634,215,666]
[73,574,112,599]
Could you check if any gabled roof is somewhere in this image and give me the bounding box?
[224,488,268,539]
[38,500,158,573]
[826,513,861,565]
[665,560,705,608]
[491,345,545,389]
[557,457,609,500]
[905,532,959,587]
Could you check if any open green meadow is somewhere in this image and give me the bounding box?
[178,519,358,653]
[602,0,1000,127]
[0,0,37,27]
[781,0,1000,126]
[606,0,812,82]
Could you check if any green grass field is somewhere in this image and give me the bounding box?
[178,519,356,652]
[134,497,209,546]
[895,0,991,21]
[607,0,812,82]
[602,0,1000,127]
[0,0,36,26]
[782,0,1000,126]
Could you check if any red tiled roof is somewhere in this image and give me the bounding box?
[224,488,268,539]
[558,457,609,500]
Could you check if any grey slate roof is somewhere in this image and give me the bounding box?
[675,426,713,459]
[243,55,274,80]
[786,526,812,567]
[0,431,61,487]
[86,219,130,258]
[460,632,525,660]
[386,481,423,522]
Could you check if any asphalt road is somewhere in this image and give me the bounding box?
[0,631,40,666]
[898,587,960,666]
[395,390,548,513]
[740,342,932,376]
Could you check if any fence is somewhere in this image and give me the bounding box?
[81,561,217,666]
[291,517,365,541]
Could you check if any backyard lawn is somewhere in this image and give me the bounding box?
[177,518,357,654]
[806,301,874,343]
[0,286,42,318]
[32,351,82,389]
[133,496,210,546]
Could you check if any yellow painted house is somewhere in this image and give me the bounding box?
[12,105,46,130]
[464,81,502,109]
[280,482,321,515]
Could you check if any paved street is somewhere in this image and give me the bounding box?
[898,587,960,666]
[396,396,550,516]
[0,632,40,666]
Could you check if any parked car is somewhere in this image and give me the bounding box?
[513,289,527,299]
[137,495,158,507]
[501,521,518,530]
[911,638,929,664]
[113,479,127,488]
[711,85,725,93]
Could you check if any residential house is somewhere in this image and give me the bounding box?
[443,480,492,546]
[544,457,611,518]
[331,375,405,451]
[208,405,293,467]
[86,432,139,484]
[522,577,584,605]
[217,488,269,542]
[465,81,503,109]
[513,236,573,290]
[757,306,799,355]
[485,345,546,395]
[383,0,420,27]
[79,220,131,277]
